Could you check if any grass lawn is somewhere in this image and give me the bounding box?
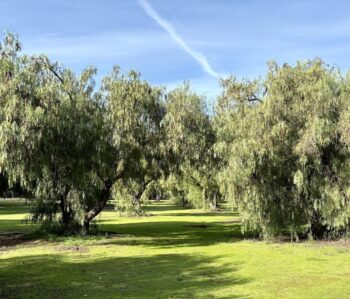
[0,199,350,298]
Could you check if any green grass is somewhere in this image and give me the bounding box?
[1,199,350,298]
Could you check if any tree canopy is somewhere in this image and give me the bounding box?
[216,60,350,239]
[2,33,350,239]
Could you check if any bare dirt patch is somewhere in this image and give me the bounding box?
[0,232,44,250]
[312,239,350,250]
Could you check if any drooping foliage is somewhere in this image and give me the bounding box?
[216,60,350,239]
[0,33,103,231]
[163,83,223,209]
[102,68,167,215]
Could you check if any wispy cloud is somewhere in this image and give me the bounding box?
[138,0,222,79]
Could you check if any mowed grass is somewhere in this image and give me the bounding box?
[0,200,350,298]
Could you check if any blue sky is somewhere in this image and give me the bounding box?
[1,0,350,98]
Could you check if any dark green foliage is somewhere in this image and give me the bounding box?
[215,60,350,239]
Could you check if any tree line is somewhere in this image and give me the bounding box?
[1,33,350,240]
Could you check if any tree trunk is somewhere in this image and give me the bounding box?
[59,190,74,228]
[61,206,72,227]
[132,193,142,215]
[210,192,218,210]
[83,180,113,232]
[181,195,187,207]
[202,188,208,210]
[131,179,153,215]
[310,211,328,240]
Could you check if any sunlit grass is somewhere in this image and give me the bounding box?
[0,199,36,233]
[0,199,350,298]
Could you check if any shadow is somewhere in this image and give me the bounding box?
[0,232,40,248]
[0,253,251,299]
[0,200,30,216]
[0,199,237,217]
[0,201,36,236]
[0,219,35,235]
[144,203,239,217]
[98,220,244,248]
[144,203,181,212]
[157,211,240,217]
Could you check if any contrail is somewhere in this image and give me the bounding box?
[138,0,221,78]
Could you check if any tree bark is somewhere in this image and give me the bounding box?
[310,211,328,240]
[83,180,113,231]
[59,190,74,228]
[210,192,218,210]
[132,193,142,215]
[131,179,153,215]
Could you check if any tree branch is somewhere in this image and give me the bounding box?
[44,61,74,102]
[247,94,263,103]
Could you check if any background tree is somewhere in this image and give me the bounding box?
[102,68,167,216]
[163,83,222,209]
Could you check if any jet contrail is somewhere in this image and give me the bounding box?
[138,0,221,78]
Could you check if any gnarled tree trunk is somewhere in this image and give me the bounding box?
[59,190,75,228]
[131,178,153,215]
[83,180,113,232]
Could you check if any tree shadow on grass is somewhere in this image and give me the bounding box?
[98,220,244,248]
[0,219,35,236]
[0,199,30,216]
[143,203,181,212]
[0,200,34,236]
[153,211,240,217]
[0,253,252,299]
[143,203,239,217]
[0,231,40,248]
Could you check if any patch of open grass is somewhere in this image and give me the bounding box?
[0,199,36,233]
[0,200,350,298]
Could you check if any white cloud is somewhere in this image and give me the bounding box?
[138,0,223,79]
